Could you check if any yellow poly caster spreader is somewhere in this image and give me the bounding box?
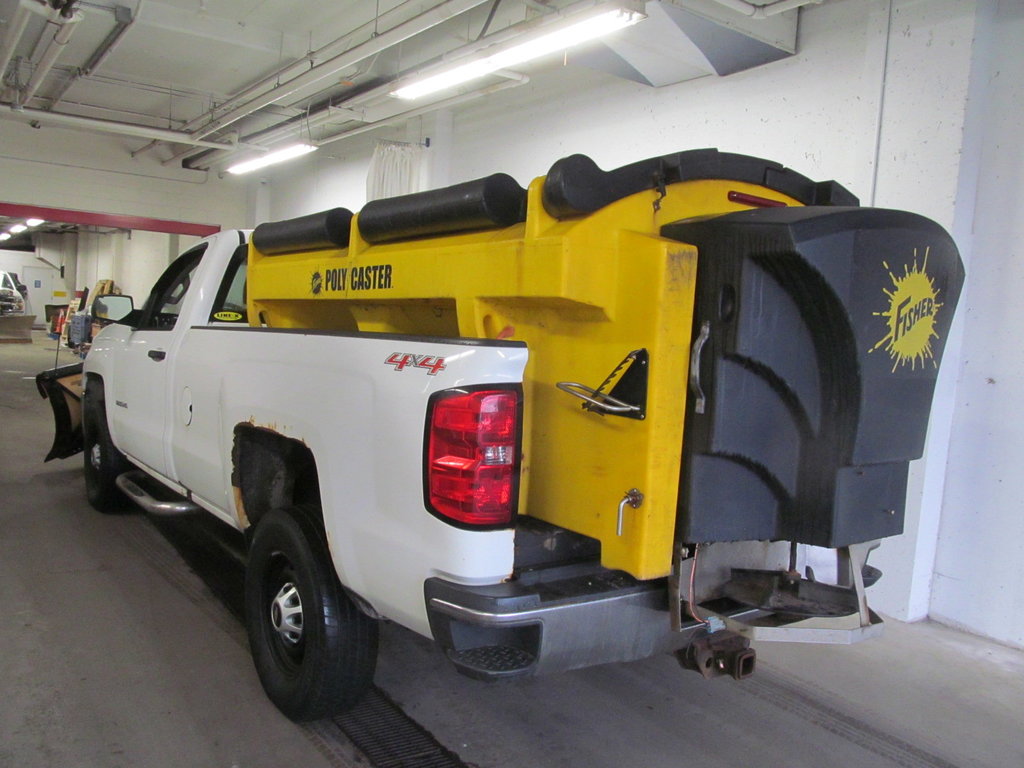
[37,148,965,704]
[249,149,963,582]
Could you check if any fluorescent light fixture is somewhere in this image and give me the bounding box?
[226,143,318,175]
[26,218,45,226]
[391,6,644,100]
[0,233,10,241]
[9,223,27,233]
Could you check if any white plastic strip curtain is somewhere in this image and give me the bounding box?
[366,140,427,201]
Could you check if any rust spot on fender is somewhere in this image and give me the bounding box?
[232,485,250,529]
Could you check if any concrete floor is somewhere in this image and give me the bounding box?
[3,332,1023,768]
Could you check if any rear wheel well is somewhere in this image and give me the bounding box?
[232,425,321,531]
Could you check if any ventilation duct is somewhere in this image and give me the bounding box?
[571,0,798,86]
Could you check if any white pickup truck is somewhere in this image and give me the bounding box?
[38,148,965,722]
[74,230,532,720]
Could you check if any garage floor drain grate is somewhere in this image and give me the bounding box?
[333,688,470,768]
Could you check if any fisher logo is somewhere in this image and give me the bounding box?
[385,352,447,375]
[870,248,943,371]
[311,271,323,295]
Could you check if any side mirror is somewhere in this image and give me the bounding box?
[92,295,135,326]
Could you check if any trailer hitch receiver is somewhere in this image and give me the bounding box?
[677,630,756,681]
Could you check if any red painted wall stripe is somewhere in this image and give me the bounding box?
[0,202,220,237]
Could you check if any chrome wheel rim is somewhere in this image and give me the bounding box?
[270,582,303,645]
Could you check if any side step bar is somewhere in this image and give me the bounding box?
[115,470,200,516]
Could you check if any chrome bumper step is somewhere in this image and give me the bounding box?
[115,470,200,516]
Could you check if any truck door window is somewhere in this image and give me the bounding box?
[137,244,207,330]
[209,245,248,324]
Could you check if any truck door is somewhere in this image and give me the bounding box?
[110,245,206,476]
[168,244,249,514]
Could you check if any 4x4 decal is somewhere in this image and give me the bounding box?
[385,352,447,375]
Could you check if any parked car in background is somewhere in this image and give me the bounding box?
[0,270,27,315]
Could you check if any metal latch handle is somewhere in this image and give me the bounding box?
[617,488,644,536]
[689,321,711,415]
[556,382,642,415]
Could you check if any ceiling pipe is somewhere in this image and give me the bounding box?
[82,3,134,75]
[49,3,135,109]
[2,104,260,150]
[174,0,608,170]
[707,0,823,19]
[135,0,427,159]
[0,1,37,86]
[157,101,369,168]
[133,0,493,160]
[183,75,528,172]
[18,9,82,106]
[315,76,528,149]
[185,0,494,143]
[173,0,624,171]
[165,75,431,168]
[180,0,436,133]
[161,102,346,167]
[171,0,577,171]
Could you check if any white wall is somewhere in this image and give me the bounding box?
[849,0,979,621]
[0,249,35,278]
[33,235,77,311]
[0,122,248,229]
[253,0,1020,640]
[266,134,383,221]
[116,231,196,299]
[930,0,1024,649]
[73,231,115,298]
[0,124,234,306]
[68,230,198,301]
[263,119,440,220]
[3,242,74,319]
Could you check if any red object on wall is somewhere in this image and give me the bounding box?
[0,202,220,237]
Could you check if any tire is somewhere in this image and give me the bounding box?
[245,505,378,721]
[82,378,132,513]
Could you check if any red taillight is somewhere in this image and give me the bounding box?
[426,388,520,527]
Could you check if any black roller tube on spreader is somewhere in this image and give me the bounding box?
[252,208,353,255]
[358,174,527,244]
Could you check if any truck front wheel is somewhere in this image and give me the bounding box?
[245,505,378,721]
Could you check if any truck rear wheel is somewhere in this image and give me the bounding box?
[245,505,378,721]
[82,378,131,513]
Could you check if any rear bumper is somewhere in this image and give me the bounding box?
[424,566,754,680]
[425,563,886,681]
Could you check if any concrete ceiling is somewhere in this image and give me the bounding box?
[0,0,805,175]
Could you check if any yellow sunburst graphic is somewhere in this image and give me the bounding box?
[870,248,943,372]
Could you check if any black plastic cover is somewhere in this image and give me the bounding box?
[358,173,527,244]
[665,206,965,547]
[542,149,858,219]
[251,207,353,255]
[36,362,84,461]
